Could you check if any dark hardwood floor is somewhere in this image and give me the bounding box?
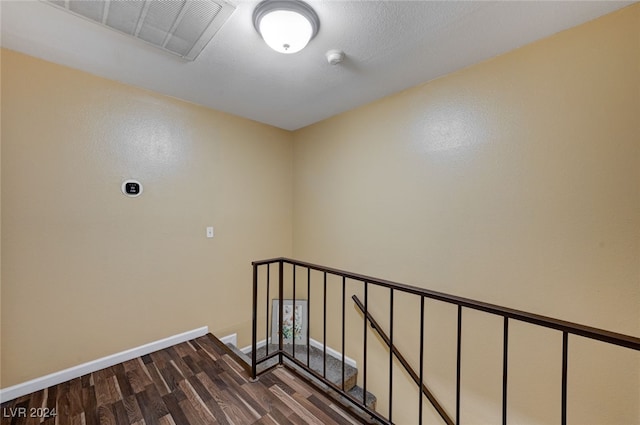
[1,334,364,425]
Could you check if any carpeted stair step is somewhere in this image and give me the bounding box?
[249,343,358,391]
[226,342,377,416]
[347,385,377,410]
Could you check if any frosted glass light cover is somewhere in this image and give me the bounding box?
[259,10,313,54]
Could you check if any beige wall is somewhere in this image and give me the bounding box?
[2,4,639,424]
[293,4,639,425]
[0,49,293,387]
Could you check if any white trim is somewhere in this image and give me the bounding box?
[240,337,270,354]
[309,338,357,368]
[218,333,237,346]
[0,326,208,403]
[239,337,357,368]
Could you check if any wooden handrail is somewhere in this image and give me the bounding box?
[353,294,454,425]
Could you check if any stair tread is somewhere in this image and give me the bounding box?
[259,344,358,388]
[229,342,377,414]
[240,343,358,390]
[347,385,377,410]
[347,385,377,403]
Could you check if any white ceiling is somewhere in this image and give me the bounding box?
[1,0,635,131]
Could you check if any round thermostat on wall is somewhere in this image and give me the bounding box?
[122,180,143,197]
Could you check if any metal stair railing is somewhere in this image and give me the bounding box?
[250,257,640,425]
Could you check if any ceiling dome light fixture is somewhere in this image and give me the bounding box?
[253,0,320,54]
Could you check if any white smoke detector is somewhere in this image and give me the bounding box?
[326,49,345,65]
[43,0,236,61]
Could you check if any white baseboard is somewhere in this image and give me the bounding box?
[0,326,208,403]
[218,333,237,346]
[239,337,270,354]
[239,337,357,368]
[308,338,357,368]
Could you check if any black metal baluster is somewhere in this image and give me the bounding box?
[278,260,284,365]
[363,281,368,405]
[419,296,425,425]
[265,264,270,356]
[562,332,569,425]
[502,317,509,425]
[456,305,462,425]
[249,258,640,425]
[389,288,394,422]
[292,264,296,359]
[323,271,327,379]
[248,258,640,425]
[251,263,258,380]
[342,276,346,391]
[307,267,311,367]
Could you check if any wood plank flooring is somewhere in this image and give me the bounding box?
[1,334,364,425]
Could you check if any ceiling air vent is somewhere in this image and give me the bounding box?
[43,0,236,61]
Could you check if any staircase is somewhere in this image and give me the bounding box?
[250,258,640,425]
[226,342,377,410]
